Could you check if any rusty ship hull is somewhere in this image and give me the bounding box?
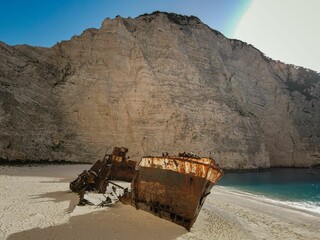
[130,156,223,230]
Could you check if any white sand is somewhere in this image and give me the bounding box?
[0,165,319,240]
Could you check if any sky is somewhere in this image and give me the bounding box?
[0,0,319,72]
[234,0,320,73]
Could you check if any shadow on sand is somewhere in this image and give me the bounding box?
[7,203,187,240]
[30,190,79,213]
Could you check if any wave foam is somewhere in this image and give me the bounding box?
[218,186,320,215]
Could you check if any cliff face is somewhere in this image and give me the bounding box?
[0,12,319,169]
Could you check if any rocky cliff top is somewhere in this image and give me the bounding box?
[0,12,319,169]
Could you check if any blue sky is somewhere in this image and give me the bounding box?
[0,0,250,47]
[0,0,319,72]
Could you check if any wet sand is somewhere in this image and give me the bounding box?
[0,165,319,240]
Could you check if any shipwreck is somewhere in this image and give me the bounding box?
[70,147,223,230]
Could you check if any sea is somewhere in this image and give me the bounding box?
[217,168,320,214]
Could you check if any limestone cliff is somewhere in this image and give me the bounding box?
[0,12,319,169]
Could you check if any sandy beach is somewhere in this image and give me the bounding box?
[0,165,319,240]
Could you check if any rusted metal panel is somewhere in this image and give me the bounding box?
[108,159,136,182]
[138,157,222,183]
[129,155,223,230]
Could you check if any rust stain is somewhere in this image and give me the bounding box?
[129,154,223,230]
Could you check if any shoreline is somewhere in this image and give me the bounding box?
[215,186,320,216]
[1,165,319,239]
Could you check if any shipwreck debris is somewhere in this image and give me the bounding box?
[70,147,223,230]
[70,147,135,193]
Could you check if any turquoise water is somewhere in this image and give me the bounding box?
[217,168,320,213]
